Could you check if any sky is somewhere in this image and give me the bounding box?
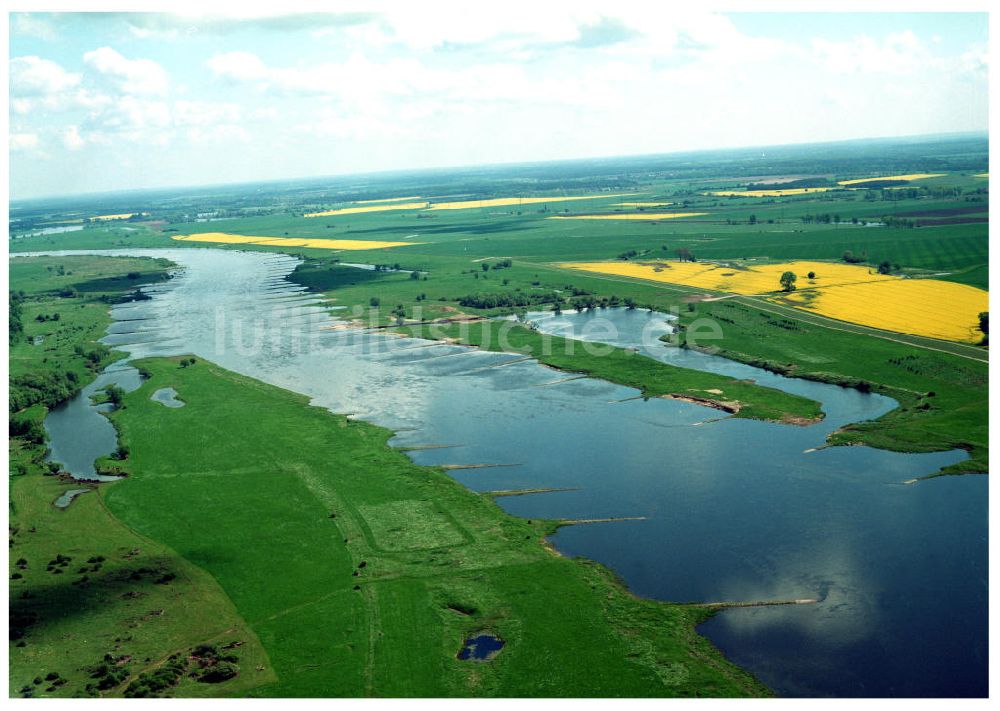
[7,4,990,199]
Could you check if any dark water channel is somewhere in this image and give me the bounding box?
[17,249,986,697]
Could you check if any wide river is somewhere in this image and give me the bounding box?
[26,248,987,697]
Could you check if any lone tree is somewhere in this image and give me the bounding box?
[780,271,797,292]
[807,271,816,280]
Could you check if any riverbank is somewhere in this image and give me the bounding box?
[98,355,770,697]
[9,255,171,415]
[675,299,988,475]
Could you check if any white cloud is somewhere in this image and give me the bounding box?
[10,133,40,151]
[10,56,81,97]
[61,126,85,150]
[83,46,170,95]
[811,31,937,75]
[173,100,242,126]
[10,14,57,41]
[205,51,269,83]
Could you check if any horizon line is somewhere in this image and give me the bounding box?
[10,128,988,205]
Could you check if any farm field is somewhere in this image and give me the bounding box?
[837,173,946,185]
[303,202,429,217]
[171,233,418,250]
[560,260,988,343]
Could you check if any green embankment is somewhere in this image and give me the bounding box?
[397,320,822,424]
[101,356,767,697]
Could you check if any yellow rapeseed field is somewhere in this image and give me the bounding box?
[561,260,891,294]
[836,173,945,186]
[974,173,989,178]
[303,202,429,217]
[777,280,987,343]
[560,259,987,342]
[171,233,417,250]
[425,194,637,210]
[710,188,832,197]
[93,213,144,221]
[548,212,706,221]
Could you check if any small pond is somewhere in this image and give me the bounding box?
[53,488,91,509]
[457,633,505,661]
[151,387,185,408]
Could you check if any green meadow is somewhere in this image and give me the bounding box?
[100,356,765,697]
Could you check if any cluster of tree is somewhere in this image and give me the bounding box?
[675,247,696,262]
[9,414,47,444]
[35,312,60,322]
[880,215,916,229]
[859,188,921,201]
[373,263,402,272]
[458,291,561,309]
[104,385,126,407]
[617,249,640,260]
[123,654,188,697]
[74,343,111,367]
[748,177,834,190]
[841,250,868,264]
[876,260,901,275]
[979,311,988,345]
[779,271,797,292]
[852,179,910,189]
[570,294,638,311]
[9,290,25,345]
[800,213,840,224]
[481,259,512,270]
[10,370,81,413]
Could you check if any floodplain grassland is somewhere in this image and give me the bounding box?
[101,356,768,698]
[9,256,172,412]
[9,256,274,699]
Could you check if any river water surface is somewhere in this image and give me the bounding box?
[22,248,986,697]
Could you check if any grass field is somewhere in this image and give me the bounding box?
[100,356,767,697]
